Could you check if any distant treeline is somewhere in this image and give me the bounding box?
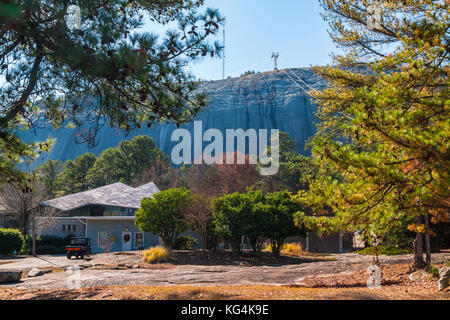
[34,133,317,200]
[34,136,174,198]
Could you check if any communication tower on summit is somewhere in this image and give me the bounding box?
[271,52,279,71]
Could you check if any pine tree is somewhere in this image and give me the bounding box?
[34,159,63,198]
[296,0,449,268]
[0,0,223,186]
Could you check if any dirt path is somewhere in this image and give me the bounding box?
[2,252,449,290]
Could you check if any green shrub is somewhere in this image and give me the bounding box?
[0,228,25,255]
[19,239,30,255]
[173,236,198,250]
[213,190,305,257]
[354,245,411,256]
[135,188,191,249]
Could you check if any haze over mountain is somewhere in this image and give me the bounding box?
[20,68,326,169]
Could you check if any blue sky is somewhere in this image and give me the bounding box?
[144,0,340,80]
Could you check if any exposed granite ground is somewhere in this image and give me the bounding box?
[1,251,449,290]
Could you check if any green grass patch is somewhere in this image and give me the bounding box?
[428,265,440,280]
[354,245,412,256]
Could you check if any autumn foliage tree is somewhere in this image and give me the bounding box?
[180,152,262,251]
[182,193,215,250]
[181,152,261,196]
[296,0,449,268]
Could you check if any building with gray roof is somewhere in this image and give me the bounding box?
[38,182,161,253]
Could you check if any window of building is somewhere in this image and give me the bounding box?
[98,232,108,248]
[62,225,65,231]
[68,225,71,231]
[135,232,144,249]
[91,206,104,217]
[119,207,134,216]
[73,225,76,232]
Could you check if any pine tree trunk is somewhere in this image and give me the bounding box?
[424,213,431,266]
[21,210,29,239]
[231,237,241,257]
[373,245,380,265]
[201,233,208,251]
[413,215,426,269]
[413,233,426,269]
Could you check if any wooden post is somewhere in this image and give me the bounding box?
[339,231,343,254]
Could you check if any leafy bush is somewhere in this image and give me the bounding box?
[213,191,257,256]
[173,236,198,250]
[264,243,304,257]
[135,188,191,249]
[354,245,411,256]
[142,246,171,264]
[259,191,306,257]
[213,190,305,257]
[0,228,24,255]
[18,234,31,255]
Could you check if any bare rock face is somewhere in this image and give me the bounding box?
[0,270,23,283]
[438,267,450,291]
[20,68,326,169]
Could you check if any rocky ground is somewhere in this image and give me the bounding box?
[0,251,449,300]
[0,261,449,300]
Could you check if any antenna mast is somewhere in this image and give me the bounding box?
[271,52,279,71]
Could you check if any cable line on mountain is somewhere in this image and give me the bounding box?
[283,69,310,95]
[287,68,317,92]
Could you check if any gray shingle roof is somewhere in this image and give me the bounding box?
[102,182,160,209]
[41,182,159,211]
